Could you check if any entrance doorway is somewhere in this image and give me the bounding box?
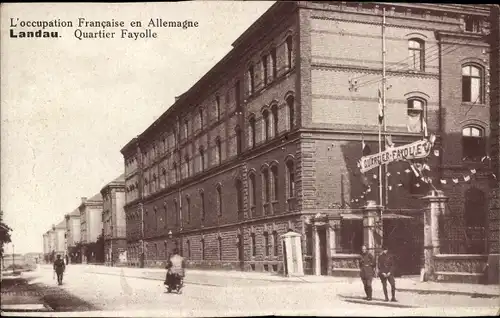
[317,227,328,275]
[237,234,244,271]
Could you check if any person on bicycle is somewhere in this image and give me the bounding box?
[165,248,186,288]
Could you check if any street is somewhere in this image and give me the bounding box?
[1,265,497,316]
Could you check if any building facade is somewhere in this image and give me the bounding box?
[121,2,494,275]
[65,208,81,263]
[42,232,49,263]
[101,174,127,265]
[54,221,67,256]
[79,194,104,263]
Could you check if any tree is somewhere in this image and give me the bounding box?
[0,210,13,259]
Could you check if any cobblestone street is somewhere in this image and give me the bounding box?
[2,265,497,316]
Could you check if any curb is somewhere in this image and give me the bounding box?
[398,288,499,298]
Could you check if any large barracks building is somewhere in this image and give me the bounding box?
[120,2,498,280]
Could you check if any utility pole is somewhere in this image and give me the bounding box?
[380,7,387,249]
[12,244,15,273]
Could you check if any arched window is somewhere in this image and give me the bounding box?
[264,232,270,256]
[247,65,255,95]
[172,130,177,148]
[183,119,189,139]
[408,39,424,71]
[184,155,190,178]
[271,47,277,79]
[215,137,222,165]
[185,195,191,224]
[235,179,243,217]
[251,232,257,257]
[199,147,205,172]
[407,98,426,133]
[216,184,223,217]
[286,160,295,199]
[248,116,256,148]
[286,35,293,70]
[462,125,486,161]
[172,162,178,184]
[262,54,269,86]
[262,167,270,215]
[263,110,270,141]
[271,104,279,137]
[235,126,242,155]
[200,190,206,222]
[161,168,167,189]
[215,96,221,121]
[462,64,483,103]
[143,178,149,196]
[248,173,256,217]
[163,202,168,230]
[272,231,279,256]
[464,188,486,254]
[152,174,157,192]
[271,165,279,207]
[199,108,204,130]
[174,199,179,226]
[286,95,295,130]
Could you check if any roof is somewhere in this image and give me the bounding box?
[88,193,103,202]
[55,220,66,229]
[69,208,80,217]
[112,173,125,183]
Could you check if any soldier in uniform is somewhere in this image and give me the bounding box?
[53,254,66,285]
[378,245,397,302]
[359,245,375,301]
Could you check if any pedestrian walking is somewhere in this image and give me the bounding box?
[378,245,397,302]
[359,245,375,301]
[53,254,66,286]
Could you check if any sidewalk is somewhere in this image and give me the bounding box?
[0,274,52,312]
[74,264,500,297]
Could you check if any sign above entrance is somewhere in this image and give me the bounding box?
[358,139,432,173]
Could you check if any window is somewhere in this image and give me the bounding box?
[186,196,191,224]
[248,173,256,216]
[163,203,168,229]
[172,131,177,148]
[286,96,295,130]
[218,236,223,261]
[174,200,179,226]
[262,168,270,212]
[172,162,178,184]
[187,240,191,259]
[201,239,205,260]
[235,179,243,214]
[215,138,222,164]
[184,155,190,178]
[407,98,425,133]
[262,55,268,86]
[263,110,270,141]
[462,65,483,103]
[235,80,241,110]
[271,104,278,137]
[199,108,204,130]
[286,35,293,70]
[161,168,166,189]
[200,191,206,221]
[286,160,295,199]
[215,96,221,121]
[271,47,277,80]
[408,39,424,71]
[271,166,279,202]
[464,16,480,33]
[216,185,223,217]
[247,65,255,94]
[152,174,157,192]
[143,178,149,196]
[251,233,256,257]
[235,126,242,155]
[199,147,205,172]
[249,117,256,148]
[264,232,270,256]
[184,119,189,139]
[273,231,278,256]
[462,126,486,160]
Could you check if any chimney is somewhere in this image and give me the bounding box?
[175,95,181,102]
[81,197,87,203]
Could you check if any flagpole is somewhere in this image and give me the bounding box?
[382,7,388,211]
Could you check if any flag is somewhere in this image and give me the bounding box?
[429,133,436,145]
[388,185,392,191]
[386,172,391,177]
[452,178,459,184]
[410,164,420,177]
[434,149,440,157]
[464,175,471,182]
[378,88,384,124]
[362,138,371,156]
[385,134,394,149]
[404,169,411,174]
[440,179,447,185]
[422,120,428,138]
[423,164,431,171]
[470,169,477,175]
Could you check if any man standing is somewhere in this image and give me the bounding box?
[378,245,397,302]
[53,254,66,286]
[359,245,375,301]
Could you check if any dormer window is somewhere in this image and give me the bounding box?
[464,16,480,33]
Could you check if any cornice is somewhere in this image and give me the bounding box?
[311,63,439,79]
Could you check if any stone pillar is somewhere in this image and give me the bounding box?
[313,225,320,276]
[328,218,341,255]
[422,190,448,281]
[363,200,382,256]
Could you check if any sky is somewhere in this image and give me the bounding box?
[1,1,275,255]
